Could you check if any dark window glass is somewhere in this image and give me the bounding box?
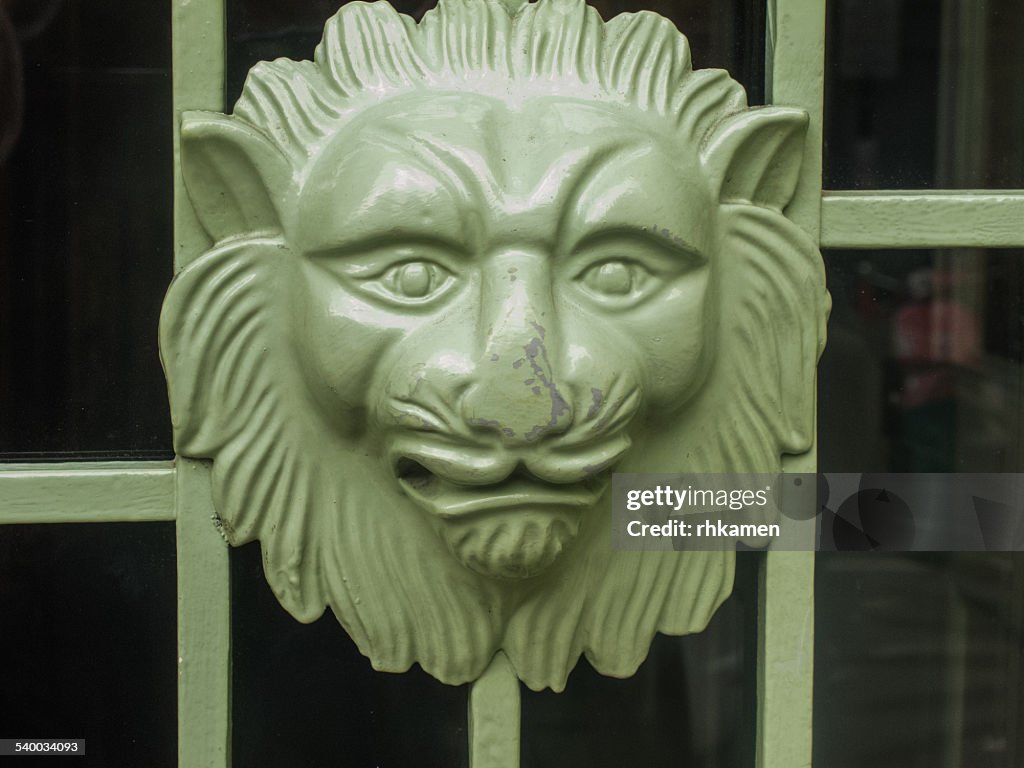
[817,246,1024,762]
[233,546,756,768]
[230,541,470,768]
[0,522,177,766]
[226,0,764,107]
[819,249,1024,473]
[0,0,173,460]
[815,552,1024,768]
[521,553,758,768]
[824,0,1024,188]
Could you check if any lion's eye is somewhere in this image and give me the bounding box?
[373,260,454,303]
[380,262,447,299]
[307,242,462,310]
[582,261,638,296]
[577,259,651,299]
[567,231,706,309]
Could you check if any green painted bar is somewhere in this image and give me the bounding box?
[821,191,1024,249]
[172,1,231,767]
[757,551,816,768]
[0,463,175,524]
[766,0,825,242]
[761,0,823,767]
[469,653,521,768]
[173,0,220,268]
[175,459,231,768]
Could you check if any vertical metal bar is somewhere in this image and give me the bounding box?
[173,0,224,269]
[759,1,825,767]
[172,2,229,767]
[756,550,816,768]
[176,461,231,768]
[469,652,521,768]
[765,0,825,241]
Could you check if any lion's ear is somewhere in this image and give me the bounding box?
[701,107,808,211]
[181,112,294,242]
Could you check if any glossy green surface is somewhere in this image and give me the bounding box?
[0,463,174,524]
[821,191,1024,248]
[470,652,520,768]
[159,0,829,694]
[170,1,231,766]
[757,1,825,766]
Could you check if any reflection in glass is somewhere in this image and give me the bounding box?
[824,0,1024,188]
[818,248,1024,765]
[819,249,1023,472]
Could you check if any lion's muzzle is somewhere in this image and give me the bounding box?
[381,379,639,580]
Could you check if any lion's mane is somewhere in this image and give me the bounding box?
[160,0,828,691]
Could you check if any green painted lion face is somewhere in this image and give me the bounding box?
[160,0,828,690]
[291,93,720,579]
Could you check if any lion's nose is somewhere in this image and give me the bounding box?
[460,252,573,444]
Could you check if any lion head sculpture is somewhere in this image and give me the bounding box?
[159,0,829,691]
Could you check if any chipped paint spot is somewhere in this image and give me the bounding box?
[468,416,516,439]
[587,387,603,420]
[582,453,620,476]
[522,329,571,442]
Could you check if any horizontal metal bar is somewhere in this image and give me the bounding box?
[821,190,1024,249]
[0,462,176,524]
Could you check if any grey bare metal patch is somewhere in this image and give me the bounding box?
[468,416,517,439]
[522,326,572,443]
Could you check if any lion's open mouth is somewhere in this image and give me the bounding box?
[392,452,612,579]
[395,457,435,492]
[392,450,609,515]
